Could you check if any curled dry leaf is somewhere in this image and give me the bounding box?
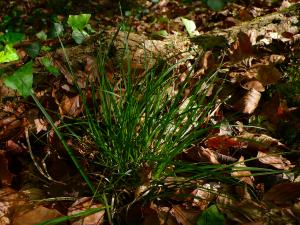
[199,147,220,164]
[68,197,105,225]
[257,151,293,170]
[235,88,261,114]
[34,118,47,133]
[263,182,300,206]
[59,95,83,117]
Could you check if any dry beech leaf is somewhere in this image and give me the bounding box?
[217,198,264,224]
[257,151,293,170]
[34,118,47,133]
[200,51,215,71]
[59,95,82,117]
[0,188,28,225]
[171,205,200,225]
[231,156,254,186]
[237,132,286,152]
[235,88,261,114]
[256,64,281,85]
[269,54,285,64]
[205,136,245,151]
[230,31,253,62]
[13,205,63,225]
[0,151,14,186]
[152,205,178,225]
[241,80,265,92]
[263,182,300,206]
[199,147,220,164]
[140,203,161,225]
[68,197,105,225]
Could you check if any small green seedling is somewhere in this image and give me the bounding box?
[67,14,94,44]
[40,57,60,76]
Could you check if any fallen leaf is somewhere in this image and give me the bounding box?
[263,182,300,206]
[256,64,281,86]
[237,132,286,152]
[235,88,261,114]
[257,151,293,170]
[34,118,48,133]
[206,136,240,150]
[68,197,105,225]
[241,80,265,92]
[0,151,14,186]
[230,32,253,62]
[171,205,200,225]
[231,156,254,186]
[13,205,63,225]
[59,95,83,117]
[0,188,28,225]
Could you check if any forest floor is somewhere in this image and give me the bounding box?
[0,0,300,224]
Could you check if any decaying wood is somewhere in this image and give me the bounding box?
[1,3,299,73]
[45,2,300,67]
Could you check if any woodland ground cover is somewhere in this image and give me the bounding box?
[0,0,300,224]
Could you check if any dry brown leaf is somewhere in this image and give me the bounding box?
[256,64,281,85]
[263,182,300,206]
[269,54,285,64]
[34,118,47,134]
[0,188,28,225]
[217,198,264,224]
[0,80,16,98]
[140,203,161,225]
[68,197,105,225]
[230,31,253,62]
[235,88,261,114]
[257,151,293,170]
[199,147,220,164]
[0,151,13,186]
[154,206,178,225]
[59,95,83,117]
[171,205,200,225]
[231,156,254,186]
[200,51,215,71]
[13,205,63,225]
[237,132,286,152]
[241,80,265,92]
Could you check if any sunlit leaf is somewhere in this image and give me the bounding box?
[181,17,196,37]
[67,14,91,31]
[0,44,19,63]
[72,29,89,44]
[53,23,64,37]
[4,61,33,97]
[36,31,47,40]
